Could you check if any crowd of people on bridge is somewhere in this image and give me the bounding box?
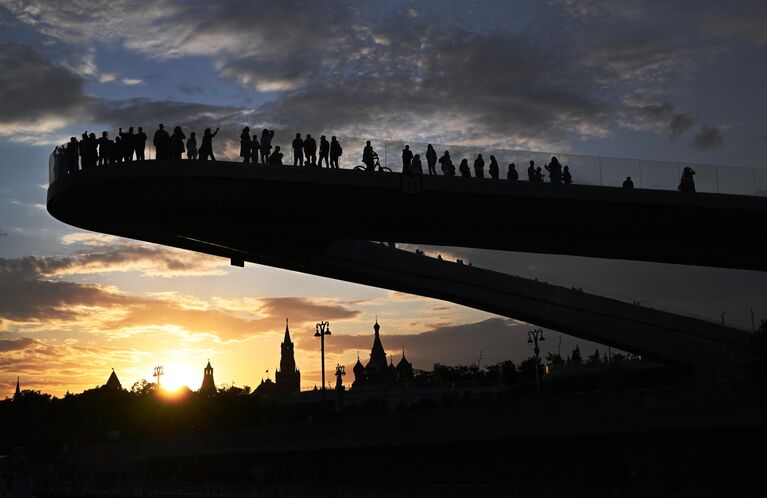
[51,124,696,192]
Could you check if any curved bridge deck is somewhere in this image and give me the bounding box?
[46,161,762,377]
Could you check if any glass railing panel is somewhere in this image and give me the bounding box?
[754,168,767,196]
[555,153,600,186]
[717,164,756,196]
[596,156,640,189]
[639,160,680,191]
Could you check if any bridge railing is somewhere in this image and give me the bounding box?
[49,126,767,196]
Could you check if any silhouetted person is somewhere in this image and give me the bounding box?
[362,141,375,171]
[66,137,79,173]
[198,127,219,161]
[426,144,437,175]
[240,127,252,163]
[623,176,634,189]
[489,155,499,180]
[153,124,171,160]
[563,165,572,185]
[411,154,423,175]
[678,166,696,192]
[319,135,330,167]
[87,133,98,169]
[459,158,470,178]
[292,133,304,166]
[110,135,122,165]
[439,151,454,176]
[534,166,544,183]
[268,145,283,166]
[260,129,274,164]
[402,145,413,174]
[135,126,147,160]
[508,163,518,181]
[330,136,342,168]
[171,126,186,160]
[250,134,260,165]
[118,127,133,162]
[473,154,485,179]
[304,134,317,166]
[97,131,109,166]
[527,160,535,182]
[545,156,562,184]
[186,132,198,160]
[79,133,91,170]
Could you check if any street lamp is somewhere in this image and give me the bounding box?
[314,321,331,403]
[527,329,545,398]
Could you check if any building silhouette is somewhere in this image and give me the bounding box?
[199,360,216,395]
[353,320,414,389]
[275,319,301,393]
[105,369,122,390]
[14,377,20,400]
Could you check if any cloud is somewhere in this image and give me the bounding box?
[691,124,724,150]
[619,99,695,139]
[98,73,117,83]
[121,78,142,86]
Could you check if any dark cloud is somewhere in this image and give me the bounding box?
[691,124,724,150]
[0,252,358,340]
[669,112,695,138]
[0,43,90,128]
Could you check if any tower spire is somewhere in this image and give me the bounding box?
[14,376,20,399]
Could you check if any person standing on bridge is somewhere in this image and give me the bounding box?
[563,165,572,185]
[240,127,252,163]
[135,126,147,161]
[304,134,317,166]
[439,150,454,176]
[426,144,437,175]
[527,160,535,182]
[186,132,198,160]
[678,166,696,192]
[171,126,186,161]
[545,156,562,184]
[459,158,470,177]
[623,176,634,189]
[153,124,171,160]
[508,163,519,181]
[292,133,305,166]
[97,131,110,166]
[473,154,485,179]
[319,135,330,167]
[260,129,274,165]
[330,136,342,168]
[198,127,219,161]
[402,145,413,174]
[411,154,423,175]
[489,155,499,180]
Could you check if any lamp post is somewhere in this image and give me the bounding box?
[315,321,331,403]
[527,329,545,399]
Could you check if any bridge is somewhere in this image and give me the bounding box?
[46,159,766,378]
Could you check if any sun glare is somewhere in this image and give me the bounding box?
[158,364,196,393]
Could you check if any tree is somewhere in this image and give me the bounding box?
[130,379,154,395]
[569,345,583,365]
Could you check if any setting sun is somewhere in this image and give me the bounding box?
[158,363,197,392]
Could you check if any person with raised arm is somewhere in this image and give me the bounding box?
[198,127,219,161]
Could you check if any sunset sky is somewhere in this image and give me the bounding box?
[2,0,767,397]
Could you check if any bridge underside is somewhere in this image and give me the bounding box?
[47,161,760,377]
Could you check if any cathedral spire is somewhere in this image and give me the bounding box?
[14,376,20,399]
[284,318,292,344]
